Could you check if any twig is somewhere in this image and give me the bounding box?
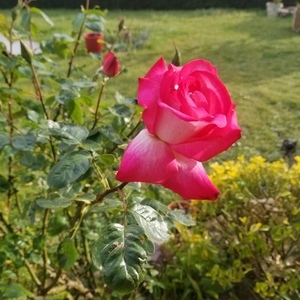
[66,0,90,78]
[93,182,128,206]
[41,209,50,287]
[40,268,62,295]
[91,81,105,130]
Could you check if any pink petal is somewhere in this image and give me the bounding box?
[137,58,167,108]
[171,110,242,161]
[138,78,160,108]
[162,155,220,200]
[150,103,206,144]
[180,59,218,77]
[116,129,178,184]
[144,57,167,79]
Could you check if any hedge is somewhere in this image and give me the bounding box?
[0,0,297,9]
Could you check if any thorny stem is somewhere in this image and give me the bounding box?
[91,81,105,130]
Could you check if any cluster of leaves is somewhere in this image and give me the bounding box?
[0,1,194,298]
[137,156,300,300]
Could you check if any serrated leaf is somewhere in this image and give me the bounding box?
[57,237,78,270]
[47,150,91,189]
[12,134,36,151]
[169,209,196,226]
[36,197,72,209]
[131,204,170,244]
[92,224,154,294]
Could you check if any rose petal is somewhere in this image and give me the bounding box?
[150,103,207,144]
[138,58,167,108]
[162,155,220,200]
[180,59,218,77]
[116,129,178,183]
[170,110,242,161]
[144,57,168,79]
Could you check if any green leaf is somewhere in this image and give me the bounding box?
[109,104,132,120]
[48,122,89,143]
[66,99,83,124]
[92,224,154,294]
[72,12,85,34]
[3,283,33,298]
[20,10,31,31]
[100,126,123,144]
[57,237,78,270]
[36,197,72,209]
[99,154,115,167]
[47,150,91,189]
[85,14,105,32]
[92,198,123,213]
[73,81,97,89]
[130,204,170,244]
[0,132,9,150]
[169,209,196,227]
[21,152,46,170]
[30,7,54,26]
[12,134,36,151]
[0,175,10,193]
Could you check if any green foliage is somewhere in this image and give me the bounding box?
[0,2,195,298]
[1,3,300,300]
[143,157,300,299]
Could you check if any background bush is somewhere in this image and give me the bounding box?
[0,0,297,10]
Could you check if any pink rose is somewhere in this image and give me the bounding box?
[116,58,241,200]
[102,51,120,77]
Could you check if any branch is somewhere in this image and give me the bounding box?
[93,182,128,206]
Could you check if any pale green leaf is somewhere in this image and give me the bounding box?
[92,224,154,294]
[36,197,72,209]
[131,204,170,244]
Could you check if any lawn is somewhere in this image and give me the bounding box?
[3,8,300,160]
[40,9,300,161]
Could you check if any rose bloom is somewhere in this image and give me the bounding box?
[102,51,120,77]
[117,58,241,200]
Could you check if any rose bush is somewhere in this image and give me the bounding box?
[117,58,241,200]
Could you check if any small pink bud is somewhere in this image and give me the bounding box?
[102,51,120,77]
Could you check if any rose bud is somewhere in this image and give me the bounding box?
[102,51,120,77]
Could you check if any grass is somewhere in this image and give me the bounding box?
[3,8,300,161]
